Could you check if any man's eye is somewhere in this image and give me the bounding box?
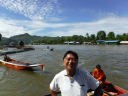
[66,58,76,61]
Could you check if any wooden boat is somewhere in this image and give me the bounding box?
[0,59,45,70]
[87,81,128,96]
[102,81,128,96]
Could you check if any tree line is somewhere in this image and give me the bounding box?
[0,31,128,45]
[33,31,128,44]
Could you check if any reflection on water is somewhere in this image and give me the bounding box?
[0,67,6,80]
[0,45,128,96]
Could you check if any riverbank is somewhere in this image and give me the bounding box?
[0,46,34,55]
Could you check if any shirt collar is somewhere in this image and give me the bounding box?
[64,68,79,76]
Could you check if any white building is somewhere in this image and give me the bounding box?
[120,41,128,45]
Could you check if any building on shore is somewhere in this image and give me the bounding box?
[64,41,80,45]
[96,40,105,45]
[96,40,120,45]
[120,41,128,45]
[104,40,120,45]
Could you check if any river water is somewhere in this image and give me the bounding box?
[0,45,128,96]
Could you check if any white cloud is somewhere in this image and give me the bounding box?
[0,0,59,20]
[0,0,128,38]
[0,19,28,37]
[0,16,128,38]
[45,16,128,36]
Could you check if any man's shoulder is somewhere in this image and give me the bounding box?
[54,70,66,78]
[77,68,91,77]
[77,68,89,73]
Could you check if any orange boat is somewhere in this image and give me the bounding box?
[102,81,128,96]
[87,81,128,96]
[0,59,45,70]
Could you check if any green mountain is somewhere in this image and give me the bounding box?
[10,33,41,44]
[0,33,42,45]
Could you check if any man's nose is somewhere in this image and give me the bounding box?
[69,59,74,63]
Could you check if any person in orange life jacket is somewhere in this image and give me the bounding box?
[92,65,119,96]
[92,64,106,83]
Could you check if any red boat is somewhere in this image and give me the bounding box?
[87,81,128,96]
[102,81,128,96]
[0,59,45,70]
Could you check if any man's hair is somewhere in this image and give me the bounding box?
[63,50,78,60]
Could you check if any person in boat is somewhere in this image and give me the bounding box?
[50,48,54,51]
[50,50,102,96]
[3,54,12,62]
[92,65,119,96]
[92,64,106,83]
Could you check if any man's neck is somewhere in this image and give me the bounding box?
[66,69,76,77]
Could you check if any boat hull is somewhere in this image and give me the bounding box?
[0,60,44,70]
[102,81,128,96]
[87,81,128,96]
[4,62,29,70]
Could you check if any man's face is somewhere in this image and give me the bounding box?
[63,53,78,72]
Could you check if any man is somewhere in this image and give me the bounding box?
[50,50,100,96]
[3,54,12,62]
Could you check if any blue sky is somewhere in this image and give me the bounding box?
[0,0,128,37]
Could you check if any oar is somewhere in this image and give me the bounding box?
[44,92,61,96]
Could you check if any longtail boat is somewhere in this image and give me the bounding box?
[87,81,128,96]
[102,81,128,96]
[0,59,45,70]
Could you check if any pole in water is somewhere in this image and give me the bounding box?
[40,64,45,71]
